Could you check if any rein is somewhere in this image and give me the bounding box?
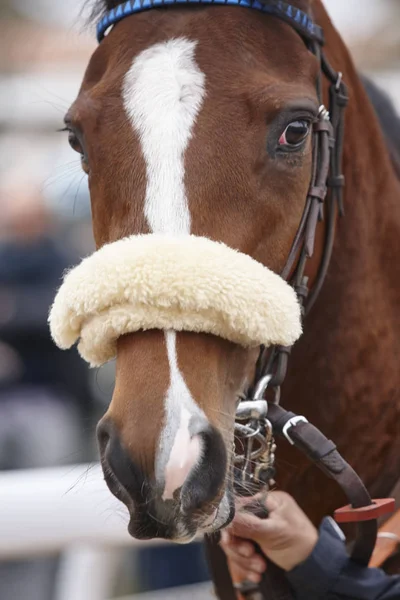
[94,1,396,598]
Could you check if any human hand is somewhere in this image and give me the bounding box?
[220,491,318,584]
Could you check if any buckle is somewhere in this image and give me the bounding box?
[282,415,309,445]
[334,498,395,523]
[318,104,330,121]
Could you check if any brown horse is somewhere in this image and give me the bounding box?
[58,0,400,550]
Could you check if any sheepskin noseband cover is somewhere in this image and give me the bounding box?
[49,234,302,366]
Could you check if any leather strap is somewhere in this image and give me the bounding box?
[204,535,294,600]
[206,535,238,600]
[267,403,377,565]
[280,55,348,313]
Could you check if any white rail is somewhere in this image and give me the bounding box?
[0,464,212,600]
[0,463,165,559]
[119,583,214,599]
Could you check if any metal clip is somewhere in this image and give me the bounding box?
[282,415,308,445]
[235,400,268,421]
[253,374,272,401]
[253,419,276,485]
[234,375,279,489]
[336,71,343,91]
[318,104,330,121]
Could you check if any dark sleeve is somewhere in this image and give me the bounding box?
[285,517,400,600]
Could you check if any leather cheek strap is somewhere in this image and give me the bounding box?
[266,403,377,566]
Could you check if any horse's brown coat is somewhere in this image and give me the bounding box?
[67,0,400,538]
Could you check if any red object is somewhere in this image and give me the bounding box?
[334,498,395,523]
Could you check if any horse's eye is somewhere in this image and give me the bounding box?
[68,130,83,155]
[65,129,89,173]
[278,120,311,148]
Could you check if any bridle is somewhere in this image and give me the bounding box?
[238,0,350,492]
[95,1,395,597]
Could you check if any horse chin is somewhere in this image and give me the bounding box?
[197,484,236,536]
[185,467,236,539]
[105,450,236,542]
[208,490,235,531]
[169,488,235,543]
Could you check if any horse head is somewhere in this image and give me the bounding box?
[50,0,328,541]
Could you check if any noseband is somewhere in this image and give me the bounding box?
[92,3,394,597]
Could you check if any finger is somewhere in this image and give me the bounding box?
[228,560,264,586]
[235,495,258,508]
[220,531,267,575]
[263,492,281,513]
[230,512,282,543]
[236,491,280,514]
[225,552,267,575]
[220,531,256,558]
[222,544,267,573]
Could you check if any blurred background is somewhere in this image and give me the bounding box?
[0,1,399,599]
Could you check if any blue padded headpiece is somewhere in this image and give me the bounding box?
[96,0,324,45]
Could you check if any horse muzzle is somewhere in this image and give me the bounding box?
[97,416,233,541]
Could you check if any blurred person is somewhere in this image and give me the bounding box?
[0,184,92,465]
[0,184,93,600]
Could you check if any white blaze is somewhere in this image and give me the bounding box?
[122,37,205,234]
[123,38,206,500]
[162,331,204,500]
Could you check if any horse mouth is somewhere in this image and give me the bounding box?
[101,452,234,541]
[126,489,234,542]
[199,490,235,534]
[159,490,235,543]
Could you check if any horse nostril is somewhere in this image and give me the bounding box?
[97,423,149,507]
[96,420,112,456]
[181,425,227,514]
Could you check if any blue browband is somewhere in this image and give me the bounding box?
[96,0,324,45]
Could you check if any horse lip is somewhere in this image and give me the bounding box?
[173,532,198,544]
[199,489,235,535]
[204,507,219,526]
[100,457,132,510]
